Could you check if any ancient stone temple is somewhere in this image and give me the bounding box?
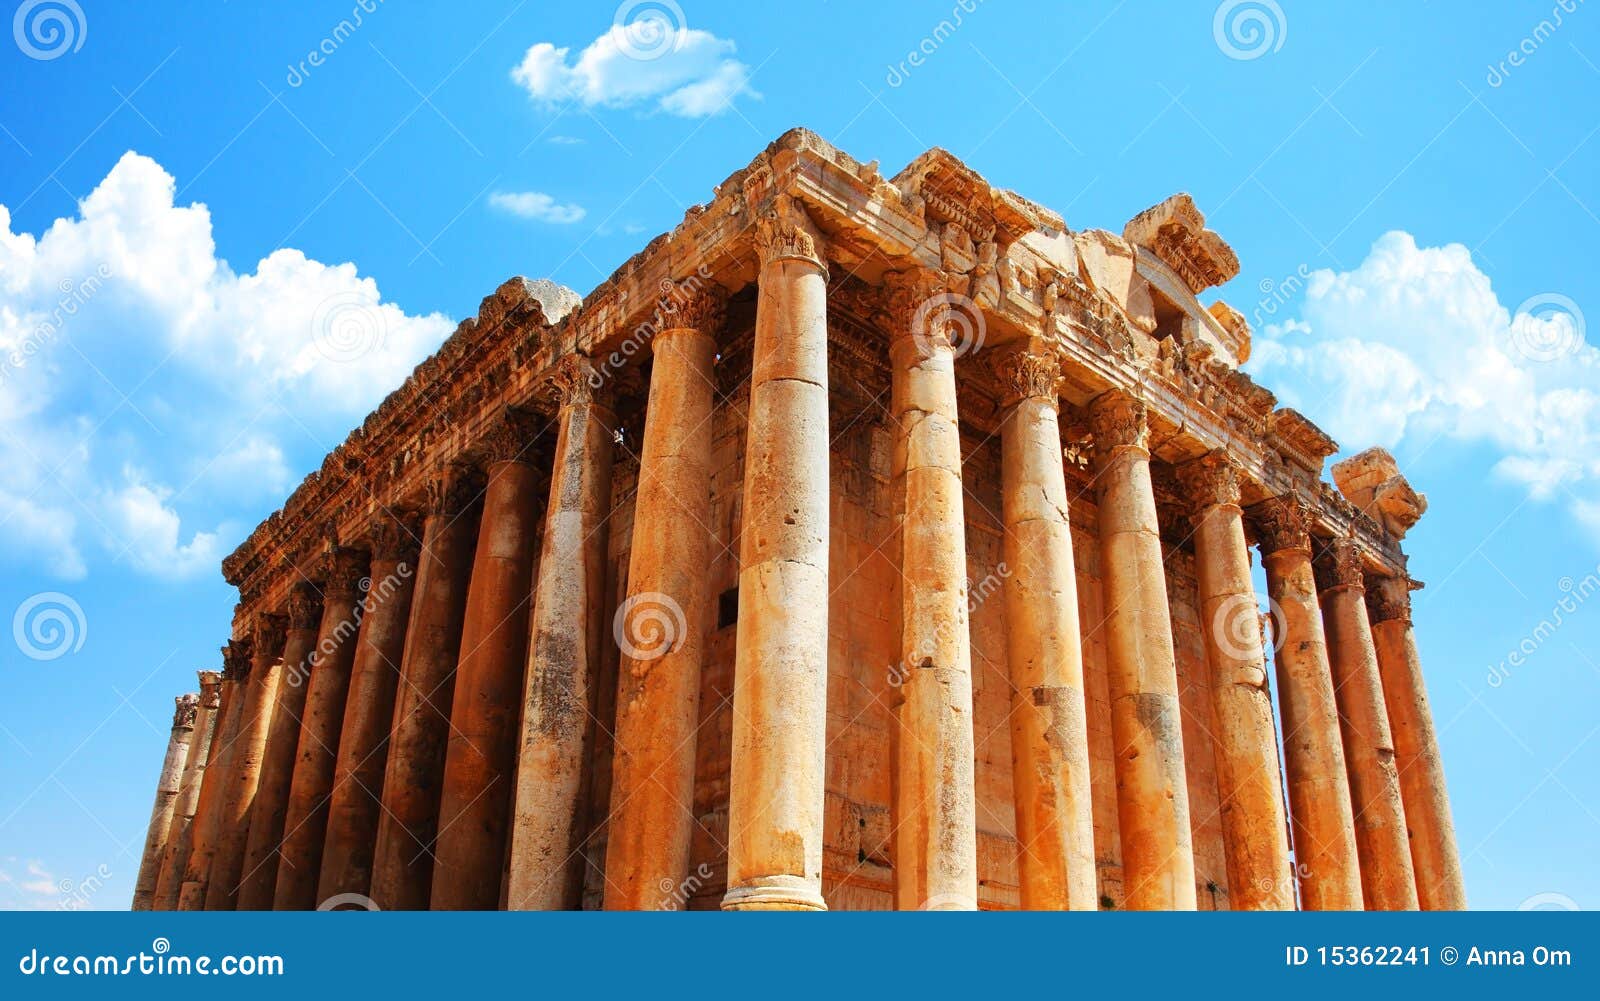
[133,130,1466,911]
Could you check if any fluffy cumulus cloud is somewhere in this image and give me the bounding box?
[489,190,586,224]
[1249,230,1600,528]
[511,18,756,117]
[0,152,455,581]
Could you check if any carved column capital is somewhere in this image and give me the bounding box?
[754,195,827,273]
[222,638,253,682]
[369,508,423,564]
[1088,390,1149,458]
[1176,452,1241,510]
[172,693,200,730]
[476,405,542,466]
[1365,574,1415,625]
[253,612,289,662]
[1249,495,1312,557]
[1312,537,1366,594]
[535,355,598,415]
[657,278,727,336]
[425,461,485,519]
[197,670,223,709]
[322,546,371,602]
[993,348,1062,407]
[287,581,324,631]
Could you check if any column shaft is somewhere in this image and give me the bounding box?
[152,672,222,910]
[1367,575,1467,910]
[205,615,288,910]
[273,547,368,909]
[508,358,616,910]
[723,197,830,911]
[236,586,320,909]
[1178,454,1294,910]
[1089,392,1195,910]
[369,467,480,910]
[887,268,977,911]
[997,349,1095,910]
[178,643,247,909]
[432,410,543,910]
[1252,497,1362,910]
[131,694,198,909]
[603,290,722,910]
[317,517,421,903]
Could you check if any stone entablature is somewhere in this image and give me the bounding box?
[221,129,1408,621]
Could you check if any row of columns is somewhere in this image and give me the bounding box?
[140,196,1463,910]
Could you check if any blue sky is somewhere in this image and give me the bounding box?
[0,1,1596,911]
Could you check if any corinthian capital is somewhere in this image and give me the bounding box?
[535,355,598,415]
[369,508,423,564]
[754,195,826,272]
[993,348,1062,406]
[286,581,324,631]
[1249,495,1312,557]
[197,670,223,709]
[476,405,542,465]
[253,612,289,662]
[1365,574,1415,625]
[222,639,253,682]
[656,277,727,336]
[1312,537,1366,594]
[425,461,485,519]
[1176,452,1241,510]
[173,693,200,730]
[1088,390,1149,454]
[323,546,371,602]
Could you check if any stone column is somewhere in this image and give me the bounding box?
[236,583,321,909]
[370,464,481,910]
[885,267,977,912]
[1316,539,1420,910]
[178,641,248,909]
[1251,496,1362,910]
[131,693,199,910]
[205,613,288,910]
[273,546,368,909]
[152,671,222,910]
[723,196,830,912]
[1177,453,1294,910]
[603,284,722,911]
[993,348,1096,911]
[1089,391,1196,910]
[508,357,616,911]
[317,511,422,903]
[1367,574,1467,910]
[433,408,544,910]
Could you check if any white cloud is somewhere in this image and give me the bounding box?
[0,152,456,580]
[511,25,756,117]
[489,190,587,224]
[1249,230,1600,531]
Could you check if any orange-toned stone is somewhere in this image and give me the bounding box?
[131,693,198,910]
[177,642,247,909]
[151,671,221,910]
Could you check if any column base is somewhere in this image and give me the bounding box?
[721,877,827,912]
